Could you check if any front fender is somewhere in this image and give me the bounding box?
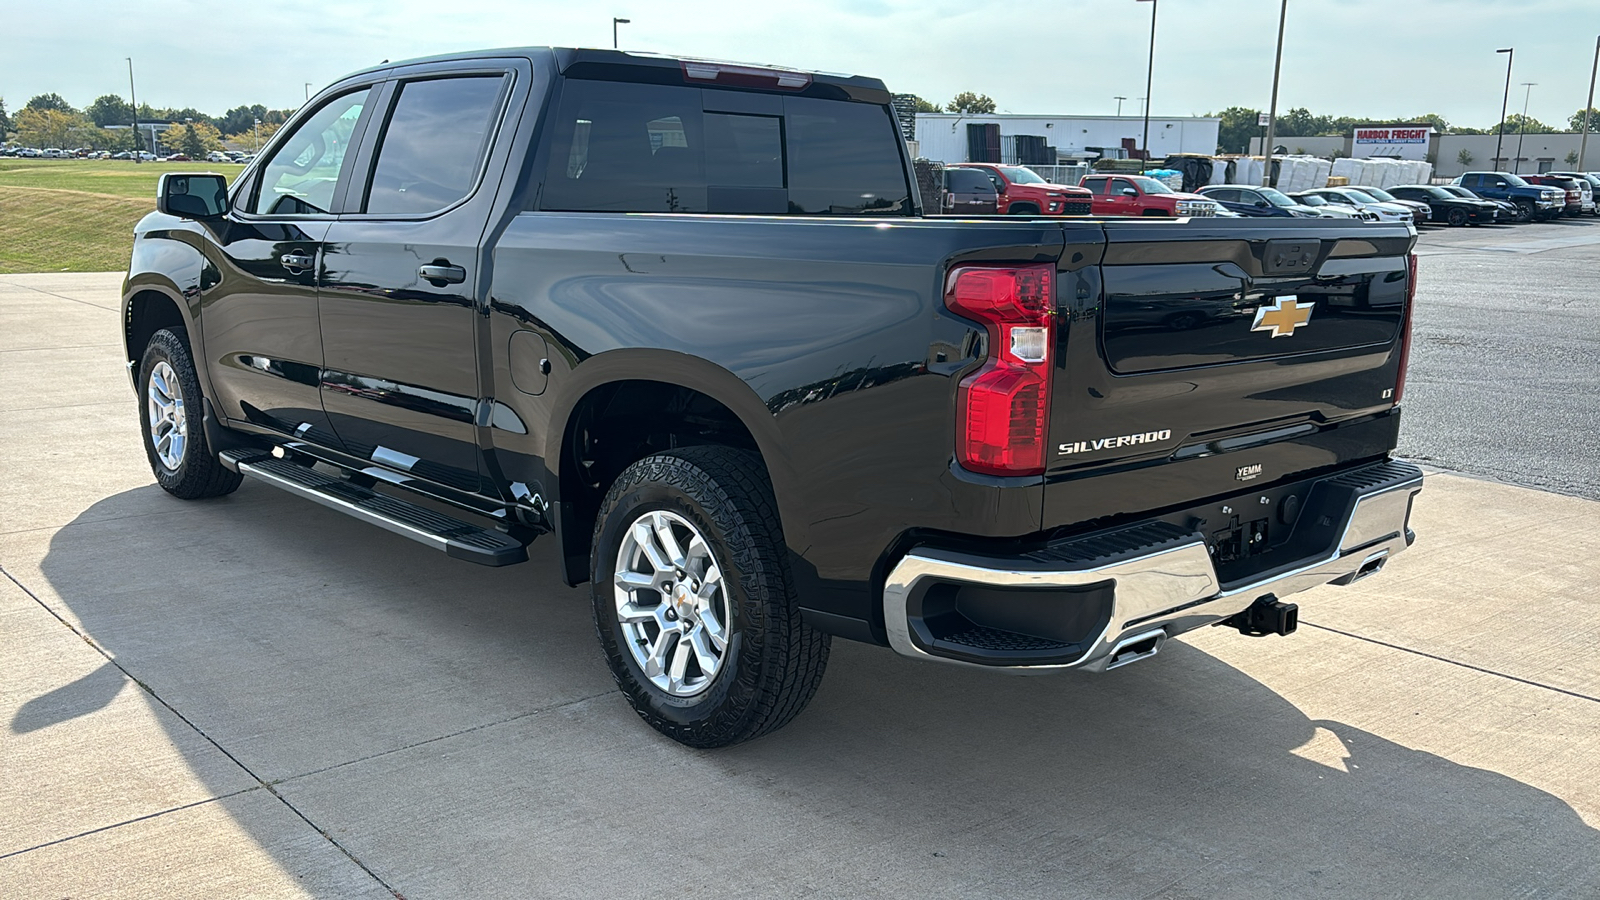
[122,213,216,396]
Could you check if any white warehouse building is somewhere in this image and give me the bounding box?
[914,113,1222,165]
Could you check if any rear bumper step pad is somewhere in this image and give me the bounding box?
[219,450,528,567]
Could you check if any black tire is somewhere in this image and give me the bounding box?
[1514,199,1535,223]
[1007,203,1039,216]
[1447,207,1469,227]
[137,327,243,499]
[590,446,829,748]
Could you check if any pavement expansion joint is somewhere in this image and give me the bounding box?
[1,565,403,897]
[273,689,620,787]
[3,282,119,311]
[0,789,262,862]
[1301,621,1600,706]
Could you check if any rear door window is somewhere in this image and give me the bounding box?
[538,79,910,216]
[362,76,507,215]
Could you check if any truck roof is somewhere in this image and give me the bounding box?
[340,47,892,104]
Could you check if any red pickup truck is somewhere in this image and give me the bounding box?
[1080,173,1217,217]
[946,163,1093,216]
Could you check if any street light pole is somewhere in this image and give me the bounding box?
[1514,82,1535,174]
[1494,48,1513,169]
[613,17,630,49]
[126,57,140,164]
[253,117,260,154]
[1115,96,1127,116]
[1580,35,1598,171]
[304,82,312,103]
[1261,0,1288,186]
[1137,0,1157,161]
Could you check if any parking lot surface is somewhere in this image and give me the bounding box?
[1406,216,1600,500]
[3,242,1598,897]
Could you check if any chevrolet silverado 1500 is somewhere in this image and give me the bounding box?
[125,48,1422,747]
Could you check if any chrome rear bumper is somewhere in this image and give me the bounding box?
[883,462,1422,673]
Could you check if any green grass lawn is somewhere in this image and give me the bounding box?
[0,159,244,273]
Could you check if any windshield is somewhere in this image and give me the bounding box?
[998,166,1047,185]
[1258,187,1296,207]
[1130,176,1173,194]
[1442,186,1473,197]
[1420,186,1452,199]
[1294,193,1328,206]
[1501,173,1530,187]
[1342,189,1381,204]
[1360,187,1397,201]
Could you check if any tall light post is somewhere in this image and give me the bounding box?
[1514,82,1535,174]
[304,82,312,103]
[126,57,141,164]
[1115,96,1127,116]
[253,117,260,153]
[613,17,630,49]
[1261,0,1288,186]
[1494,48,1513,169]
[1136,0,1157,160]
[1580,35,1598,171]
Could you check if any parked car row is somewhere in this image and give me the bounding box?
[2,146,255,163]
[927,163,1600,226]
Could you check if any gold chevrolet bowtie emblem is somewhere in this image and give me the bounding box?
[1251,296,1315,338]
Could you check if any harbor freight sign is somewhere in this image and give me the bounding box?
[1352,124,1434,160]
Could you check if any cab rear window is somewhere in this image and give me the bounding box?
[538,79,911,216]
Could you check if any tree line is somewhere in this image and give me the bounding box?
[1211,105,1600,154]
[0,92,296,153]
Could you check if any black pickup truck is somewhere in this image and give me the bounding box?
[124,48,1422,747]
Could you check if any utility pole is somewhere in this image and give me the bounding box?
[1137,0,1157,160]
[304,82,312,103]
[1115,96,1127,116]
[1581,35,1598,171]
[126,57,141,164]
[1261,0,1288,186]
[1514,82,1535,174]
[1495,48,1513,168]
[613,17,630,49]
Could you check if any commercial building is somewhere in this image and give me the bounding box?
[914,113,1221,165]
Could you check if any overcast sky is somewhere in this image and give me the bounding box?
[7,0,1598,129]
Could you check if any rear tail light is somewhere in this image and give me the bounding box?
[1394,251,1416,404]
[945,264,1055,475]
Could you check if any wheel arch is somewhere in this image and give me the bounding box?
[544,350,807,586]
[122,277,196,389]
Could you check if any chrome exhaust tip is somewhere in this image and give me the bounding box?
[1105,629,1166,670]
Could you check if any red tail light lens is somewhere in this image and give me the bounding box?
[1394,251,1416,404]
[945,264,1055,475]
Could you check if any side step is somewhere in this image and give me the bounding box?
[219,449,529,567]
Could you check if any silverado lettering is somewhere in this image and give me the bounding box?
[122,46,1423,749]
[1058,430,1173,455]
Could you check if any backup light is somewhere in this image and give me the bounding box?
[945,264,1055,476]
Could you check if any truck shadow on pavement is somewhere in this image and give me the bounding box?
[25,482,1600,898]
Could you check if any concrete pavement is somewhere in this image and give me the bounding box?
[3,272,1598,899]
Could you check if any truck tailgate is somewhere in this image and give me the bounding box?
[1044,218,1416,532]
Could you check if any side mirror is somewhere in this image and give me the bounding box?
[1255,200,1269,208]
[157,172,229,219]
[1121,188,1139,197]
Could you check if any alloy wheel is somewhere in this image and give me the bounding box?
[146,360,187,471]
[613,510,731,697]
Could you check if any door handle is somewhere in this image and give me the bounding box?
[419,263,466,286]
[280,251,314,271]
